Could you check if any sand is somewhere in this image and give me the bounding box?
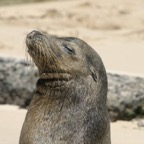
[0,105,143,144]
[0,0,144,143]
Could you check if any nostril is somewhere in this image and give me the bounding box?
[27,30,41,39]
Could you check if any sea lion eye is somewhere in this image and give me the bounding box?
[63,45,75,55]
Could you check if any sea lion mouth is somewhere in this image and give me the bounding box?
[39,72,72,88]
[40,72,72,80]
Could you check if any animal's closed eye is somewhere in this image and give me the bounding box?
[63,45,75,55]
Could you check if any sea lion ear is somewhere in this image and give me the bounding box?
[90,66,97,82]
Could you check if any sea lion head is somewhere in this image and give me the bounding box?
[26,30,107,102]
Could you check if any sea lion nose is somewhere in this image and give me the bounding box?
[27,30,41,39]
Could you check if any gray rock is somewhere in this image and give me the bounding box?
[0,57,37,107]
[0,57,144,121]
[107,73,144,121]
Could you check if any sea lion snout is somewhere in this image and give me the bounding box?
[27,30,42,40]
[26,30,46,59]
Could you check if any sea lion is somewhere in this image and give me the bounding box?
[19,30,111,144]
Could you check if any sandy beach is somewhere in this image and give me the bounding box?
[0,0,144,143]
[0,105,143,144]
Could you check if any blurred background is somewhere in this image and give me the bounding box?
[0,0,144,75]
[0,0,144,144]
